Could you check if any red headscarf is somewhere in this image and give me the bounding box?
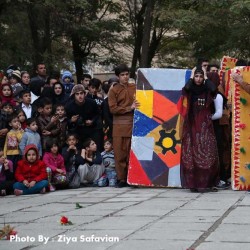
[0,83,17,106]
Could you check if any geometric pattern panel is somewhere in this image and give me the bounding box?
[128,68,190,187]
[231,66,250,190]
[133,110,160,137]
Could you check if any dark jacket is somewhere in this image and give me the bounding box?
[65,98,99,133]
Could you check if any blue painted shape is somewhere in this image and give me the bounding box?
[133,110,160,136]
[155,90,182,104]
[139,152,169,181]
[185,70,192,83]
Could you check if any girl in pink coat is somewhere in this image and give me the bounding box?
[43,140,67,191]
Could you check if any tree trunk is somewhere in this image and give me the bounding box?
[130,1,147,78]
[147,28,162,67]
[71,33,83,84]
[27,4,53,72]
[140,0,155,68]
[27,4,44,70]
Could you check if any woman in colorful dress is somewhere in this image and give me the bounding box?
[179,66,219,192]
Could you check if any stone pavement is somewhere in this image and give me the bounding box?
[0,187,249,250]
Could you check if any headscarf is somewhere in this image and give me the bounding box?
[0,83,16,106]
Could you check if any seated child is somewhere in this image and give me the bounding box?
[43,140,67,191]
[62,134,83,188]
[0,148,14,195]
[98,139,117,187]
[78,138,104,185]
[13,144,48,195]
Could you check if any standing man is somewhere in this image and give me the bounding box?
[197,58,209,73]
[30,63,47,84]
[108,64,139,188]
[80,73,92,90]
[65,85,100,148]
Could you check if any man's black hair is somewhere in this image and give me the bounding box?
[88,78,101,89]
[81,74,92,80]
[207,64,220,72]
[197,58,209,66]
[114,64,130,76]
[35,63,45,70]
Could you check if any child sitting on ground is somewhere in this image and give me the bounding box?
[62,134,83,188]
[98,139,117,187]
[0,148,14,196]
[13,144,48,195]
[78,138,104,186]
[43,140,67,191]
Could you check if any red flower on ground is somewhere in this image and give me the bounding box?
[60,216,73,225]
[6,230,17,240]
[60,216,69,225]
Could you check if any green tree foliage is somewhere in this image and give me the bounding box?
[0,0,123,80]
[160,0,250,66]
[0,0,250,75]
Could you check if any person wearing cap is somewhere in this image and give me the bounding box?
[65,85,100,148]
[108,64,139,188]
[62,71,74,97]
[179,66,219,193]
[9,70,23,102]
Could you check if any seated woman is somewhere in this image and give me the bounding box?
[13,144,48,195]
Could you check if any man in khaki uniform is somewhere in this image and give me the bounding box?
[108,64,139,187]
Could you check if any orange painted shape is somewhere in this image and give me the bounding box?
[153,92,178,123]
[157,146,181,168]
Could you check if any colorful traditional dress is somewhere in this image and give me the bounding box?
[180,80,219,189]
